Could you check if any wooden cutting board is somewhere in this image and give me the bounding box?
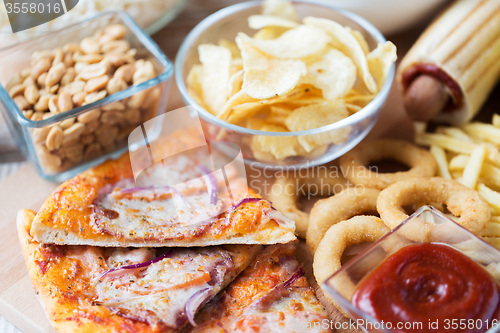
[0,1,472,331]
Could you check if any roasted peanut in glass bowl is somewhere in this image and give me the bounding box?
[0,11,173,181]
[175,0,395,169]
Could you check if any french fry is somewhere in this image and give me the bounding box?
[461,145,486,189]
[478,183,500,212]
[416,133,475,155]
[461,123,500,146]
[493,114,500,128]
[449,154,469,171]
[480,163,500,189]
[491,216,500,223]
[430,145,451,179]
[479,222,500,237]
[437,127,473,142]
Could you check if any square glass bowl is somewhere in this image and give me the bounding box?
[0,11,173,182]
[175,0,394,169]
[323,206,500,333]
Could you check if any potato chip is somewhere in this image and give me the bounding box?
[186,64,205,108]
[345,103,362,113]
[252,27,288,40]
[344,93,375,108]
[248,15,299,30]
[265,106,292,125]
[218,39,241,58]
[228,69,244,98]
[285,101,350,152]
[225,85,312,124]
[251,124,302,160]
[262,0,299,22]
[304,16,378,94]
[198,44,232,113]
[348,28,370,55]
[217,90,257,119]
[241,25,330,59]
[236,34,306,99]
[367,41,397,90]
[301,48,356,100]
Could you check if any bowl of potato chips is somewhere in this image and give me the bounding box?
[175,0,397,168]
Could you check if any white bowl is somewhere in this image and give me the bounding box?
[317,0,449,35]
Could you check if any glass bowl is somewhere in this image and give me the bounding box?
[0,11,173,182]
[323,206,500,333]
[175,0,394,169]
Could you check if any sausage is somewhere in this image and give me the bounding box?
[403,75,449,122]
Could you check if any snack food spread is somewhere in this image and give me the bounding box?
[352,243,500,333]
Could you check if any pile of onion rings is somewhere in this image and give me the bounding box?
[338,139,437,190]
[269,167,347,238]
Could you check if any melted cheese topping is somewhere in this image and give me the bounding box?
[94,248,232,329]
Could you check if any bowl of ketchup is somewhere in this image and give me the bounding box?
[323,206,500,333]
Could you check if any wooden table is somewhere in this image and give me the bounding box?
[0,1,499,332]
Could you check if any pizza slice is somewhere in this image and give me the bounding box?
[184,241,333,333]
[18,209,262,333]
[29,129,295,247]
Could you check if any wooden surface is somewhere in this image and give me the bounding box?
[0,1,498,332]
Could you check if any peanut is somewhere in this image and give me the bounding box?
[46,126,63,151]
[38,147,62,171]
[63,43,80,53]
[74,53,104,64]
[81,120,99,135]
[22,110,33,119]
[101,40,130,54]
[59,117,75,130]
[80,37,101,55]
[84,90,107,104]
[80,133,95,145]
[31,50,54,66]
[114,64,135,83]
[133,61,156,83]
[48,84,60,94]
[60,143,84,163]
[141,87,161,109]
[77,108,101,123]
[58,91,73,113]
[72,91,87,106]
[24,84,40,104]
[85,75,109,93]
[30,57,51,80]
[45,63,66,87]
[78,62,107,80]
[104,24,127,40]
[21,67,32,78]
[14,95,30,110]
[101,101,125,112]
[48,95,59,113]
[64,52,75,67]
[100,110,123,125]
[107,77,127,95]
[104,53,125,67]
[124,108,141,124]
[63,80,85,95]
[95,124,118,145]
[127,89,150,109]
[31,112,45,122]
[60,67,76,86]
[8,84,25,97]
[34,94,51,112]
[52,48,64,65]
[63,122,85,142]
[75,62,88,74]
[37,72,48,87]
[32,127,50,143]
[84,143,102,160]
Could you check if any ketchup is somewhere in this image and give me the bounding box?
[352,243,500,333]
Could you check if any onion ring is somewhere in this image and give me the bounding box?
[306,187,380,254]
[313,216,389,314]
[268,169,347,238]
[377,177,490,234]
[338,139,437,190]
